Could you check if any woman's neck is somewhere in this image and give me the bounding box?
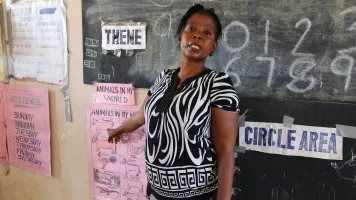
[179,58,206,81]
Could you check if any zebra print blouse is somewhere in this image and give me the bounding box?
[144,68,240,199]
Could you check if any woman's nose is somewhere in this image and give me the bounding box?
[192,34,202,40]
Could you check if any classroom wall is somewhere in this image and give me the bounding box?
[0,1,147,199]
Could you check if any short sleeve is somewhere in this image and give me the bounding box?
[210,72,240,113]
[147,70,168,97]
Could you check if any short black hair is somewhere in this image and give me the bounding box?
[176,4,222,41]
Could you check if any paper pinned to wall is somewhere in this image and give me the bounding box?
[4,85,51,177]
[101,21,146,50]
[0,85,8,163]
[9,0,67,84]
[239,121,343,160]
[87,104,147,200]
[94,83,135,105]
[8,0,72,122]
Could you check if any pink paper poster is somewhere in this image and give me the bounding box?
[0,85,8,163]
[4,85,51,177]
[95,83,135,105]
[87,104,147,200]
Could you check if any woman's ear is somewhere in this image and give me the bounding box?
[212,41,218,52]
[178,33,182,45]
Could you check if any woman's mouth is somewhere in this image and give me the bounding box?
[188,43,201,50]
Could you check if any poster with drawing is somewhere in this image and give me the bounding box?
[9,0,67,84]
[0,85,8,163]
[87,104,147,200]
[4,85,51,177]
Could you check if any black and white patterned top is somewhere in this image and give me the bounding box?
[144,68,240,199]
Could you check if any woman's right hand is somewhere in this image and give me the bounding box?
[107,128,122,144]
[106,95,149,144]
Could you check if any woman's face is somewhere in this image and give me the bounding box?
[179,12,218,61]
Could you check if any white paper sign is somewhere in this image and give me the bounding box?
[10,0,67,84]
[239,122,343,160]
[102,22,146,50]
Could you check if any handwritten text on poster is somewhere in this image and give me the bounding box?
[95,83,135,105]
[10,1,67,84]
[4,85,51,177]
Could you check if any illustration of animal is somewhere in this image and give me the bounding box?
[122,158,140,178]
[120,132,130,143]
[96,186,119,199]
[127,133,145,157]
[93,169,120,188]
[98,152,111,169]
[92,119,114,134]
[93,138,117,154]
[91,119,117,154]
[127,143,145,157]
[127,180,143,193]
[123,191,142,200]
[130,130,145,141]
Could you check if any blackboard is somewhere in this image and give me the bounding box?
[233,97,356,200]
[82,0,356,103]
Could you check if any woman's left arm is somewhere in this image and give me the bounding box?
[211,107,239,200]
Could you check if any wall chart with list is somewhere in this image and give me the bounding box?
[10,0,67,84]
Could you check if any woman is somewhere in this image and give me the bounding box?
[108,4,239,200]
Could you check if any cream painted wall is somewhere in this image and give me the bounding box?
[0,0,148,199]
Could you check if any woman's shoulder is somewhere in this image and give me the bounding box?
[207,69,231,80]
[161,68,177,74]
[155,68,177,79]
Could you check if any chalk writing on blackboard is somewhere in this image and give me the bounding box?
[148,0,173,7]
[331,148,356,185]
[98,74,110,81]
[292,18,314,57]
[86,49,98,58]
[339,6,356,54]
[256,56,275,87]
[85,38,100,48]
[82,1,356,103]
[223,21,250,53]
[84,60,96,69]
[329,7,356,92]
[287,57,317,93]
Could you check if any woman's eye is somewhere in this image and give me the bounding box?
[187,27,194,31]
[205,31,211,35]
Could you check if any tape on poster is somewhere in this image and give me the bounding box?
[238,146,246,153]
[238,109,250,127]
[336,124,356,139]
[283,115,294,128]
